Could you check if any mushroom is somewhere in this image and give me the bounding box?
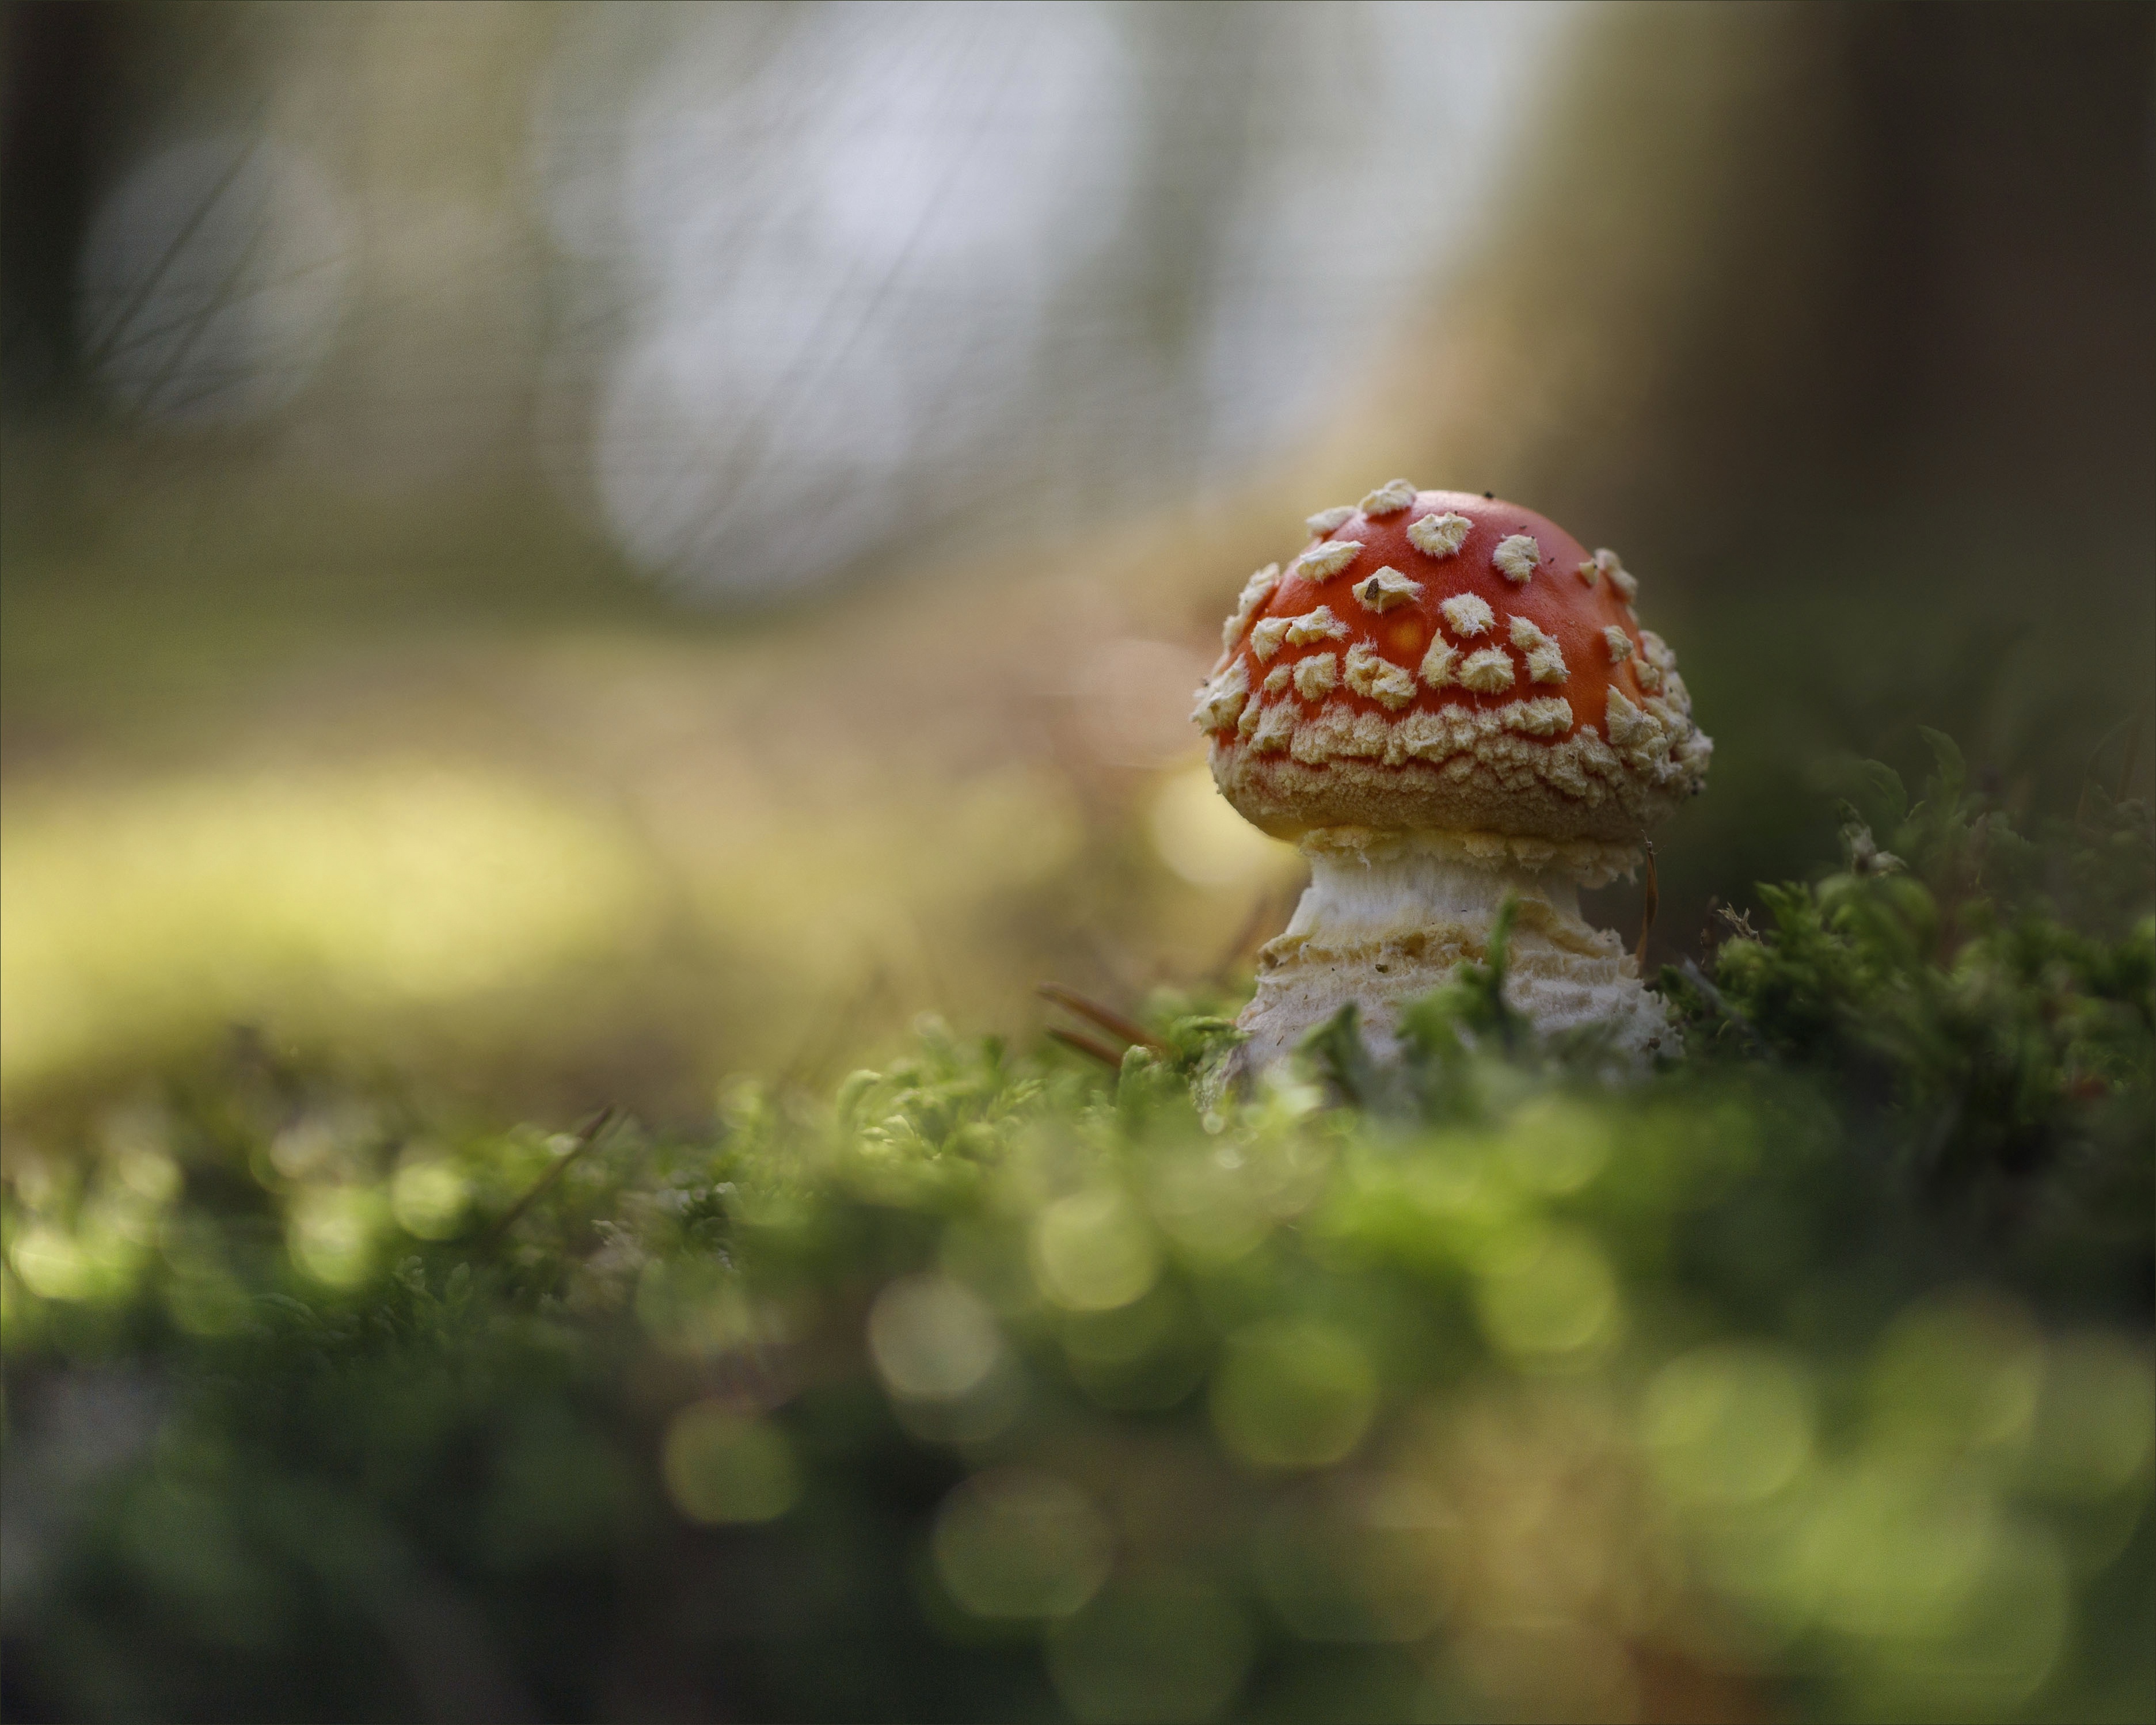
[1192,486,1710,1075]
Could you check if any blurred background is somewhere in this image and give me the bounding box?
[3,9,2153,1725]
[3,0,2152,1132]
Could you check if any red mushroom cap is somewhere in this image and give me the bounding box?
[1193,486,1710,851]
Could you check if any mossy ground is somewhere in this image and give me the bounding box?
[2,741,2150,1723]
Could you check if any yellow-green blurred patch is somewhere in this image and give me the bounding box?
[661,1402,800,1525]
[0,764,657,1098]
[1149,764,1299,889]
[931,1469,1112,1621]
[1032,1188,1161,1313]
[1211,1317,1379,1470]
[1642,1343,1817,1507]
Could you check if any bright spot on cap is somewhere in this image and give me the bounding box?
[1210,1317,1379,1469]
[932,1468,1113,1620]
[661,1402,800,1525]
[1032,1189,1160,1312]
[867,1272,1005,1402]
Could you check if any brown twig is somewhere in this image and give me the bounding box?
[1036,984,1166,1053]
[2078,709,2144,836]
[480,1105,617,1248]
[1047,1026,1128,1068]
[2119,700,2149,804]
[1634,841,1659,972]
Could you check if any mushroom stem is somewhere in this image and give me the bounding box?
[1228,829,1672,1078]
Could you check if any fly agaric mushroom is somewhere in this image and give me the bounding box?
[1191,484,1710,1074]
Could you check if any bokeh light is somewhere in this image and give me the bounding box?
[533,2,1571,598]
[931,1468,1113,1621]
[1211,1317,1379,1471]
[1473,1223,1623,1365]
[1641,1343,1817,1507]
[1149,763,1300,889]
[661,1400,801,1525]
[1032,1187,1161,1313]
[77,135,353,425]
[868,1271,1006,1403]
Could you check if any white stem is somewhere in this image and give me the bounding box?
[1284,842,1584,950]
[1231,831,1670,1076]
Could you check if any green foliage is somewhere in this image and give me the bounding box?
[1667,731,2154,1246]
[3,745,2150,1724]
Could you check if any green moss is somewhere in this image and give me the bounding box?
[3,740,2149,1723]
